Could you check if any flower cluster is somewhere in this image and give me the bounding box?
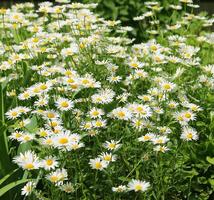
[1,0,213,199]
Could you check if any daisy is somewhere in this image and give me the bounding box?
[138,133,155,142]
[21,181,36,196]
[154,145,170,153]
[17,106,31,113]
[168,101,179,109]
[99,152,117,162]
[183,103,202,112]
[60,182,74,193]
[9,131,23,141]
[91,89,115,104]
[128,179,150,192]
[18,91,32,100]
[84,127,97,135]
[80,120,93,130]
[17,119,31,129]
[134,69,148,79]
[37,128,52,137]
[61,44,79,57]
[18,133,34,143]
[153,106,164,114]
[181,126,198,141]
[89,107,104,119]
[131,118,145,130]
[160,81,176,92]
[55,97,74,111]
[40,137,54,146]
[112,185,127,192]
[174,111,187,126]
[89,158,108,170]
[47,119,63,128]
[52,131,73,149]
[103,140,122,151]
[157,126,172,135]
[138,95,153,102]
[46,168,68,185]
[151,136,169,145]
[92,119,107,128]
[182,110,196,122]
[128,57,144,69]
[5,108,21,119]
[42,156,59,170]
[44,110,60,120]
[111,107,132,120]
[131,103,152,119]
[107,75,122,83]
[13,150,41,170]
[34,96,49,107]
[69,141,85,150]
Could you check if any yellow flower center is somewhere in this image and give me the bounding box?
[157,139,163,144]
[47,112,55,119]
[11,111,18,117]
[82,79,90,84]
[72,143,79,149]
[33,87,40,93]
[104,155,111,161]
[117,111,125,118]
[67,78,74,83]
[79,43,85,49]
[40,84,47,90]
[185,113,191,118]
[46,138,53,145]
[178,116,184,121]
[130,63,138,68]
[60,101,69,108]
[144,135,151,140]
[135,184,142,191]
[25,163,34,170]
[0,8,6,14]
[95,162,102,169]
[150,45,157,51]
[50,176,58,182]
[23,135,31,141]
[59,138,69,144]
[109,143,116,149]
[163,84,171,90]
[155,56,161,62]
[143,96,149,101]
[50,121,58,127]
[187,133,193,139]
[169,104,175,108]
[92,111,99,116]
[95,121,102,127]
[15,133,22,138]
[23,92,30,98]
[46,159,53,166]
[71,84,78,89]
[40,131,47,137]
[32,38,39,43]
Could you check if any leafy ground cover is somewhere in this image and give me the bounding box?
[0,0,214,199]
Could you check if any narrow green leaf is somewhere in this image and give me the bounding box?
[0,169,19,185]
[0,84,12,176]
[0,179,30,197]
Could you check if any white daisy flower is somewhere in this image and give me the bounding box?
[128,179,150,192]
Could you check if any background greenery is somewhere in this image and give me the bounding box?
[0,0,214,41]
